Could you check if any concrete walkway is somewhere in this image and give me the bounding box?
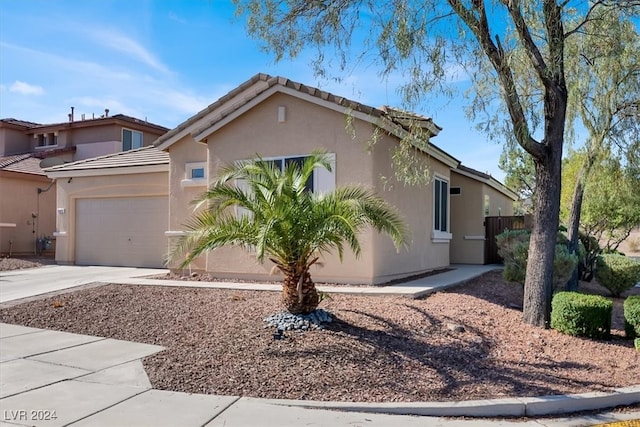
[1,264,639,426]
[110,263,500,298]
[0,265,169,304]
[1,323,639,427]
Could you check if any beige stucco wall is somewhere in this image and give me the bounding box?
[168,91,456,284]
[483,185,515,218]
[450,173,485,264]
[0,127,32,155]
[449,172,515,264]
[371,141,452,281]
[167,138,208,271]
[0,172,56,255]
[53,171,168,264]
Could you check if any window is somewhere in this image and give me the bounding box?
[181,162,207,187]
[432,176,452,242]
[263,156,314,192]
[236,153,336,217]
[35,133,57,148]
[484,194,490,216]
[434,177,448,232]
[122,129,143,151]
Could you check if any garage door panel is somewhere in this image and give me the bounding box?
[75,197,168,268]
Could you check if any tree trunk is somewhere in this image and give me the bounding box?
[281,270,319,315]
[565,166,587,291]
[566,149,599,291]
[523,151,562,327]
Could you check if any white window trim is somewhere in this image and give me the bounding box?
[122,128,144,151]
[432,174,451,243]
[181,162,207,187]
[235,153,336,217]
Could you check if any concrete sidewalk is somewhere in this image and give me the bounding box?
[1,323,639,427]
[110,263,500,298]
[0,265,169,304]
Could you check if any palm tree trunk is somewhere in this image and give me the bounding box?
[281,270,319,315]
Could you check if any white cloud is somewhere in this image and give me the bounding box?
[168,12,187,24]
[9,80,44,95]
[86,28,171,74]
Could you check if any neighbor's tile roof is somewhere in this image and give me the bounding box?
[0,154,46,175]
[44,145,169,173]
[0,118,42,128]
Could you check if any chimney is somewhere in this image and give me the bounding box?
[69,106,75,122]
[104,108,109,117]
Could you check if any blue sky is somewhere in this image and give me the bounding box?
[0,0,506,180]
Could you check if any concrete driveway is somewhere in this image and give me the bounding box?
[0,265,168,304]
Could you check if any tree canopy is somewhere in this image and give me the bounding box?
[233,0,640,327]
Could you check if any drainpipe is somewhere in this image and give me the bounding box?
[35,180,55,255]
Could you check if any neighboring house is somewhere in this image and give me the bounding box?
[0,113,168,256]
[46,73,515,283]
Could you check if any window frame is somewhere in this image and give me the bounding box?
[432,175,452,243]
[122,128,144,151]
[181,162,207,187]
[235,153,336,218]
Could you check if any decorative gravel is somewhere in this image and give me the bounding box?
[264,309,333,331]
[1,271,639,403]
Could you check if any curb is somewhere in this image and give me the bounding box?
[259,385,640,418]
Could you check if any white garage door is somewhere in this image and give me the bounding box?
[75,197,168,268]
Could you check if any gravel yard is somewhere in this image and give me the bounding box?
[1,270,638,403]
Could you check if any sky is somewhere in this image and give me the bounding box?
[0,0,506,180]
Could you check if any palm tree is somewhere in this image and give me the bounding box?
[170,151,408,315]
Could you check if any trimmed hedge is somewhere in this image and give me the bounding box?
[551,292,612,339]
[595,254,640,297]
[624,295,640,339]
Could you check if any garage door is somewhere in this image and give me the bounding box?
[75,197,168,268]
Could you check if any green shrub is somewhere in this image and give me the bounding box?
[551,292,612,339]
[635,338,640,351]
[578,231,600,282]
[624,295,640,339]
[496,230,579,290]
[595,254,640,297]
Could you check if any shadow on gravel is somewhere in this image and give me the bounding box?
[319,305,610,400]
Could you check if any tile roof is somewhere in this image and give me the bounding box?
[155,73,441,149]
[0,118,42,128]
[0,154,46,176]
[27,113,169,133]
[44,146,169,173]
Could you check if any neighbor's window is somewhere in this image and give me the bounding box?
[484,194,490,216]
[122,129,143,151]
[434,176,449,233]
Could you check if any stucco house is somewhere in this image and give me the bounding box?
[0,113,168,256]
[47,73,516,283]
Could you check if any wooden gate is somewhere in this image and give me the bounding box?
[484,216,530,264]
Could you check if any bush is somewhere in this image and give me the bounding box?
[635,338,640,352]
[624,295,640,339]
[578,231,600,282]
[551,292,612,339]
[595,254,640,297]
[496,230,579,290]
